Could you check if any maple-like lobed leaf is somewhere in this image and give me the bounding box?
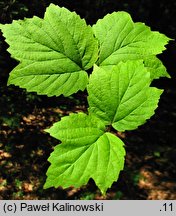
[0,4,98,96]
[88,61,163,132]
[93,11,171,68]
[44,113,125,194]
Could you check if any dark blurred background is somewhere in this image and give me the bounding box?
[0,0,176,200]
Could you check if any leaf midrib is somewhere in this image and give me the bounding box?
[111,70,147,124]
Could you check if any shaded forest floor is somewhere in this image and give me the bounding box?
[0,83,176,200]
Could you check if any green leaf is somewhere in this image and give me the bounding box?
[87,61,163,131]
[93,12,170,67]
[144,56,170,80]
[44,113,125,194]
[1,4,98,96]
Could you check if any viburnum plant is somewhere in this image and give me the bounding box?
[0,4,171,194]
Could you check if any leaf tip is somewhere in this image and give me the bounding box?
[44,128,50,134]
[43,181,50,190]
